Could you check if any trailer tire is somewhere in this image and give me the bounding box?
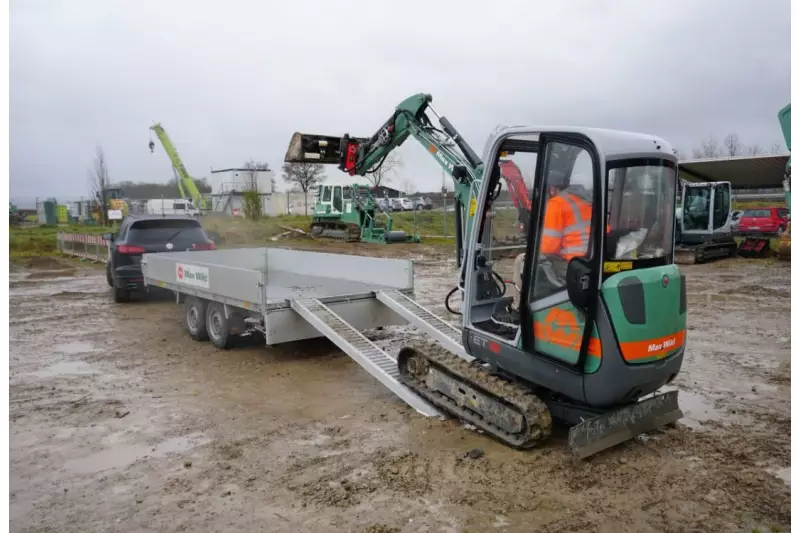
[184,297,209,341]
[205,302,231,350]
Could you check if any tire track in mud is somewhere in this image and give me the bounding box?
[8,253,792,533]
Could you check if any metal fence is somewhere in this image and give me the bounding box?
[57,233,108,264]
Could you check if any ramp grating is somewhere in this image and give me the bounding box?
[290,297,442,418]
[376,290,474,363]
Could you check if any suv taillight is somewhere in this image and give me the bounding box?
[192,242,216,251]
[117,245,146,254]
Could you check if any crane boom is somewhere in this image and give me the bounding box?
[285,93,485,267]
[149,123,209,210]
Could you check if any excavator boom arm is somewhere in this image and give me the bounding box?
[284,93,485,265]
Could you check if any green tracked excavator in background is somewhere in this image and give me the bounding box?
[285,93,686,458]
[309,182,421,243]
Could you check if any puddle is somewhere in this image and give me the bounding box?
[55,341,98,355]
[770,466,791,486]
[29,361,100,379]
[65,433,210,475]
[675,390,725,430]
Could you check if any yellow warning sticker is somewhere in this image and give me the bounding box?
[603,261,633,273]
[469,198,477,217]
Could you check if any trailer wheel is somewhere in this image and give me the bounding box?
[184,296,209,341]
[205,302,231,349]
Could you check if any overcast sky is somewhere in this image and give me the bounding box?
[10,0,791,203]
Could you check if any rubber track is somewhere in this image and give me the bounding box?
[399,342,552,449]
[310,221,362,242]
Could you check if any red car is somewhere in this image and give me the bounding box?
[737,207,789,235]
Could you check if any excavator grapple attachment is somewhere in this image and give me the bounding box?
[284,132,367,165]
[567,390,682,459]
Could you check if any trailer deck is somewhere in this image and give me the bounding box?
[141,246,470,418]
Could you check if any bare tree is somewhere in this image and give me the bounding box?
[700,135,720,158]
[88,146,111,225]
[747,144,765,156]
[365,153,402,188]
[241,159,271,220]
[401,177,417,196]
[723,133,743,157]
[772,143,784,154]
[673,148,686,161]
[282,162,326,215]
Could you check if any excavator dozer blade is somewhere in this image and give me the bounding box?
[567,390,683,460]
[673,246,697,265]
[284,132,367,165]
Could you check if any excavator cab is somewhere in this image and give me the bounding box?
[673,181,737,262]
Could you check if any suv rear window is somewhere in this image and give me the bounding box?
[128,219,207,244]
[742,209,770,218]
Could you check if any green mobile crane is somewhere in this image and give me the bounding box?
[148,123,211,211]
[286,93,685,458]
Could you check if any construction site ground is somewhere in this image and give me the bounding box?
[9,244,791,533]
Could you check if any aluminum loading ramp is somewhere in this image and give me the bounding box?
[290,298,442,418]
[376,290,473,363]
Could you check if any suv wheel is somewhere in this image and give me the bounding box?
[113,286,130,303]
[106,265,113,287]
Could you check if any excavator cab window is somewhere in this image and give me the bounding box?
[605,158,677,267]
[682,185,711,232]
[322,186,332,202]
[712,183,730,230]
[333,186,343,212]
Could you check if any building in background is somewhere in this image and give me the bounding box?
[369,186,402,199]
[209,167,275,216]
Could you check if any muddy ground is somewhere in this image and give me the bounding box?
[9,249,791,533]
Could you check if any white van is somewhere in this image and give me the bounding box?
[146,198,200,217]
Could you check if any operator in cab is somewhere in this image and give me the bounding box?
[540,157,594,262]
[510,153,595,309]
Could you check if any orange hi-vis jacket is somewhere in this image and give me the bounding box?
[541,190,592,260]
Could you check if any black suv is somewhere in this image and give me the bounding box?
[104,215,216,302]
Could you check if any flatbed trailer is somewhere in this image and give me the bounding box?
[141,247,469,418]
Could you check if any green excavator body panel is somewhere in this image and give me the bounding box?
[521,265,685,373]
[600,265,686,365]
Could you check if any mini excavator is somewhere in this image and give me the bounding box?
[285,93,686,458]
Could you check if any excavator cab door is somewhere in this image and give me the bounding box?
[462,130,603,372]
